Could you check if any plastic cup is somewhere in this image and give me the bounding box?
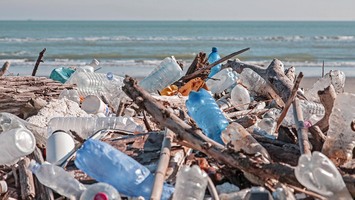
[46,130,75,164]
[81,95,109,115]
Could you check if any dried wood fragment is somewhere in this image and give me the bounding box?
[308,125,326,151]
[32,48,46,76]
[185,52,208,76]
[18,158,35,200]
[0,61,10,77]
[293,98,311,155]
[314,84,337,132]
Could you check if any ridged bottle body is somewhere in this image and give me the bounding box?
[282,100,325,127]
[206,68,238,94]
[0,128,36,165]
[230,84,250,110]
[139,56,183,93]
[29,160,86,200]
[172,165,208,200]
[239,68,266,94]
[186,89,229,144]
[80,182,121,200]
[75,139,174,200]
[207,47,221,78]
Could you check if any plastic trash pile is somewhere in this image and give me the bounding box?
[0,48,354,200]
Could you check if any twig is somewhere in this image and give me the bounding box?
[207,176,220,200]
[322,60,325,78]
[32,48,46,76]
[150,128,174,200]
[308,125,326,151]
[287,184,327,200]
[0,61,10,77]
[293,98,311,155]
[143,110,153,132]
[275,72,304,133]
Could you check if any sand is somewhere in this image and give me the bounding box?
[301,77,355,93]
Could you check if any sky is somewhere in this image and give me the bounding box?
[1,0,355,21]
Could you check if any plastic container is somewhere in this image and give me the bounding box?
[29,160,86,200]
[80,182,121,200]
[0,112,27,132]
[221,122,271,163]
[186,88,229,144]
[138,56,183,93]
[172,165,208,200]
[47,117,145,139]
[230,84,250,110]
[0,128,36,165]
[46,130,75,164]
[59,89,81,104]
[0,180,8,194]
[76,59,99,73]
[295,151,352,199]
[81,95,110,115]
[207,47,222,78]
[206,68,238,94]
[74,139,174,200]
[322,93,355,165]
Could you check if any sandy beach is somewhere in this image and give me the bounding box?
[301,77,355,93]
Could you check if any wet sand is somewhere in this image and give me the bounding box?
[301,77,355,93]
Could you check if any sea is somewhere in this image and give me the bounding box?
[1,20,355,77]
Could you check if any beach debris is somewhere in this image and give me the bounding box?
[31,48,46,76]
[0,61,10,77]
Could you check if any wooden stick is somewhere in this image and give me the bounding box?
[150,129,174,200]
[0,61,10,77]
[31,48,46,76]
[207,176,220,200]
[308,125,326,152]
[143,111,153,132]
[293,98,311,155]
[18,158,35,199]
[322,60,325,78]
[275,73,304,133]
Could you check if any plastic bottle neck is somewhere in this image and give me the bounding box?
[94,192,109,200]
[28,160,40,173]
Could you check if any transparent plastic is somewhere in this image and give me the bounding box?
[282,100,325,127]
[207,47,222,78]
[206,68,238,94]
[172,165,208,200]
[239,68,267,95]
[76,59,99,73]
[29,160,86,200]
[59,89,81,104]
[0,128,36,165]
[322,93,355,165]
[295,151,352,199]
[230,84,250,110]
[80,182,121,200]
[47,117,145,139]
[244,187,273,200]
[74,139,174,200]
[186,88,229,144]
[221,122,271,163]
[138,56,183,93]
[0,112,26,132]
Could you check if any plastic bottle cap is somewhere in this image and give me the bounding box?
[0,180,8,194]
[212,47,218,52]
[94,192,109,200]
[106,72,113,80]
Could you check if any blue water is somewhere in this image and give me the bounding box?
[1,21,355,77]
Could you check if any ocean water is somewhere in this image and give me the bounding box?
[1,21,355,77]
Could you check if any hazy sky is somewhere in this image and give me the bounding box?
[1,0,355,21]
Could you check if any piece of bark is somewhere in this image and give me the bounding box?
[284,66,296,83]
[185,52,208,76]
[0,61,10,77]
[308,125,326,152]
[314,84,337,132]
[293,98,311,155]
[234,115,257,128]
[32,48,46,76]
[227,108,269,119]
[18,158,35,200]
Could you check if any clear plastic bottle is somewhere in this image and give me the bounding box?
[80,182,121,200]
[0,128,36,165]
[239,68,267,96]
[76,59,99,73]
[47,116,145,139]
[0,112,27,132]
[207,47,222,78]
[138,56,183,93]
[230,84,250,110]
[282,100,325,127]
[322,93,355,165]
[59,89,81,104]
[206,68,238,94]
[29,160,86,200]
[172,165,208,200]
[186,88,229,144]
[221,122,271,163]
[74,139,174,200]
[295,151,352,199]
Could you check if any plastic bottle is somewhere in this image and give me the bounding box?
[304,70,345,102]
[282,100,325,127]
[221,122,271,163]
[172,165,208,200]
[59,89,81,104]
[29,160,86,200]
[74,139,174,200]
[80,182,121,200]
[295,151,352,199]
[47,116,145,139]
[206,68,238,94]
[230,84,250,110]
[186,88,229,144]
[322,93,355,165]
[0,128,36,165]
[0,112,27,132]
[207,47,222,78]
[76,59,99,73]
[138,56,183,93]
[239,68,267,96]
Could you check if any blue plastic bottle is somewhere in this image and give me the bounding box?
[207,47,222,78]
[74,139,174,200]
[185,88,229,144]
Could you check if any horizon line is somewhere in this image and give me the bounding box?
[1,19,355,22]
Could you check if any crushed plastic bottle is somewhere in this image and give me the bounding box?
[59,89,81,104]
[75,139,174,200]
[282,100,325,127]
[206,68,238,94]
[322,93,355,165]
[76,59,99,73]
[138,56,183,93]
[221,122,271,163]
[0,127,36,165]
[239,68,267,96]
[80,182,121,200]
[186,88,229,144]
[295,151,352,199]
[172,165,208,200]
[230,84,250,110]
[29,160,86,200]
[207,47,222,78]
[0,112,26,131]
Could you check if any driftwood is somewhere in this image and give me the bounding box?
[18,158,35,200]
[0,61,10,77]
[293,98,311,155]
[314,84,337,132]
[308,125,326,152]
[32,48,46,76]
[185,52,208,77]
